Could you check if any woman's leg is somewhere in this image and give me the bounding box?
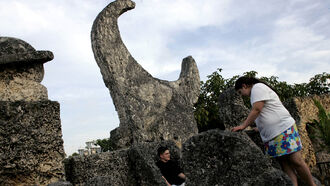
[277,156,298,186]
[286,151,316,186]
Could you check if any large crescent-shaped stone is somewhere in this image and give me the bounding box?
[91,0,200,149]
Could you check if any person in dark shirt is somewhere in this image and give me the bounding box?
[156,146,186,186]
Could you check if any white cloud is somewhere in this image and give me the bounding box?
[119,0,235,77]
[0,2,48,34]
[274,16,324,48]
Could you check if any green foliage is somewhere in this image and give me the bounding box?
[71,152,79,156]
[95,138,113,152]
[307,72,330,95]
[310,99,330,146]
[194,70,329,132]
[194,68,239,132]
[67,152,79,159]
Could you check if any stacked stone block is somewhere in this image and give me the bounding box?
[0,37,65,185]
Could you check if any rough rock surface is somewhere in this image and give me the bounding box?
[284,95,329,167]
[0,37,53,101]
[65,141,179,186]
[181,129,292,186]
[65,149,134,186]
[284,95,330,183]
[48,181,73,186]
[218,87,250,129]
[91,0,200,150]
[0,101,65,185]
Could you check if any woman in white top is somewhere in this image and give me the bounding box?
[232,76,316,186]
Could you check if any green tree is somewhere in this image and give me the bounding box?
[71,152,79,156]
[67,152,79,159]
[306,72,330,95]
[95,138,113,152]
[194,68,239,132]
[194,70,329,132]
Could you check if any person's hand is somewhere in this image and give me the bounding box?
[231,125,245,132]
[178,173,186,180]
[162,176,171,186]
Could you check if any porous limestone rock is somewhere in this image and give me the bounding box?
[0,37,53,101]
[65,149,134,186]
[48,181,73,186]
[218,87,250,129]
[91,0,200,150]
[0,101,65,186]
[284,95,330,182]
[181,129,292,186]
[65,141,179,185]
[0,37,65,185]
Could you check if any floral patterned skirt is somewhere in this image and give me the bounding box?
[264,124,302,157]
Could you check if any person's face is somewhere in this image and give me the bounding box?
[160,150,171,162]
[237,84,251,97]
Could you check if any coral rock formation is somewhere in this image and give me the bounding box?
[284,95,330,183]
[0,37,53,101]
[181,129,292,186]
[0,37,65,185]
[91,0,200,150]
[0,101,65,185]
[65,141,179,185]
[218,87,250,129]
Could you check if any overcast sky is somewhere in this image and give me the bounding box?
[1,0,329,156]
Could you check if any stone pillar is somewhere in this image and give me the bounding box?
[91,0,200,150]
[0,37,65,185]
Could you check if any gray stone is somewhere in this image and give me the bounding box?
[244,130,282,170]
[0,37,53,65]
[91,0,200,150]
[65,141,179,186]
[218,87,250,129]
[0,101,65,185]
[48,181,73,186]
[85,176,117,186]
[181,129,292,186]
[65,149,134,186]
[251,168,293,185]
[0,37,53,101]
[244,129,263,150]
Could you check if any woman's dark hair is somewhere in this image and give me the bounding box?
[235,76,261,90]
[157,146,169,157]
[235,76,278,94]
